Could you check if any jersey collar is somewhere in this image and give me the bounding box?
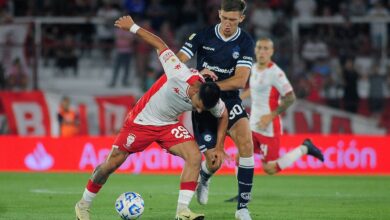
[215,24,241,42]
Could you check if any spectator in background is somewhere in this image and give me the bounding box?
[342,58,360,113]
[368,0,389,50]
[349,0,367,16]
[0,62,5,90]
[123,0,146,18]
[144,66,156,91]
[6,58,28,90]
[250,0,275,39]
[145,0,166,30]
[55,35,78,77]
[294,0,317,18]
[96,2,120,60]
[301,35,329,68]
[179,0,198,27]
[135,20,153,82]
[176,0,199,44]
[159,21,177,52]
[368,66,386,116]
[57,96,79,137]
[109,28,135,87]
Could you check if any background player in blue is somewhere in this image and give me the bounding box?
[177,0,255,219]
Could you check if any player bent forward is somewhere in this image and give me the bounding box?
[75,15,229,220]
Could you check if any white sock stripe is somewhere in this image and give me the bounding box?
[239,156,255,167]
[238,164,254,169]
[82,189,96,203]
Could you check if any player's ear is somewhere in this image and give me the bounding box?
[239,14,245,23]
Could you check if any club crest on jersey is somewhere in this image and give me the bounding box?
[232,46,240,59]
[125,134,136,148]
[232,51,240,59]
[204,134,212,142]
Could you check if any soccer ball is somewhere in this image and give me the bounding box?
[115,192,145,220]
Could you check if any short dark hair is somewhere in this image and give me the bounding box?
[199,82,221,109]
[221,0,247,14]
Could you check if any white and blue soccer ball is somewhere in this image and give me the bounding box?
[115,192,145,219]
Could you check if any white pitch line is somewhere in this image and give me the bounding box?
[30,189,80,194]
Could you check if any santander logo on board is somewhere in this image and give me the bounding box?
[24,143,54,171]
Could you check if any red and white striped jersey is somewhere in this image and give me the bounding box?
[128,49,225,126]
[249,62,293,137]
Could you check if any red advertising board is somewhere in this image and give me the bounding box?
[0,135,389,175]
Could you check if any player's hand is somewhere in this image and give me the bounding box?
[114,15,135,30]
[257,113,274,130]
[211,148,231,167]
[200,68,218,81]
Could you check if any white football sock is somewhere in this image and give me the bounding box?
[201,160,212,175]
[277,145,307,170]
[177,190,194,213]
[82,189,96,204]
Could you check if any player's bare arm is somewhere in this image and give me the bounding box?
[212,107,229,166]
[239,88,251,100]
[176,51,190,63]
[114,15,168,53]
[216,66,251,90]
[257,91,296,130]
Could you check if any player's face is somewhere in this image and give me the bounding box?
[192,94,206,113]
[218,10,244,37]
[255,40,274,65]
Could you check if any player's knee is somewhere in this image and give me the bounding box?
[237,140,253,157]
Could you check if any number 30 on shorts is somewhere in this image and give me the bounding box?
[229,104,244,120]
[171,126,192,139]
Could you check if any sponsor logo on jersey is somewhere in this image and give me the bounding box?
[242,56,253,61]
[173,87,180,94]
[202,62,235,74]
[162,51,174,62]
[126,134,136,148]
[189,33,196,40]
[202,46,215,51]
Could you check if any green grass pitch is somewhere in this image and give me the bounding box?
[0,173,389,219]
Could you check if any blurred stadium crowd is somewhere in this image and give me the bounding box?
[0,0,390,120]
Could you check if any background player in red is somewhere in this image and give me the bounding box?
[226,37,324,202]
[75,15,229,220]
